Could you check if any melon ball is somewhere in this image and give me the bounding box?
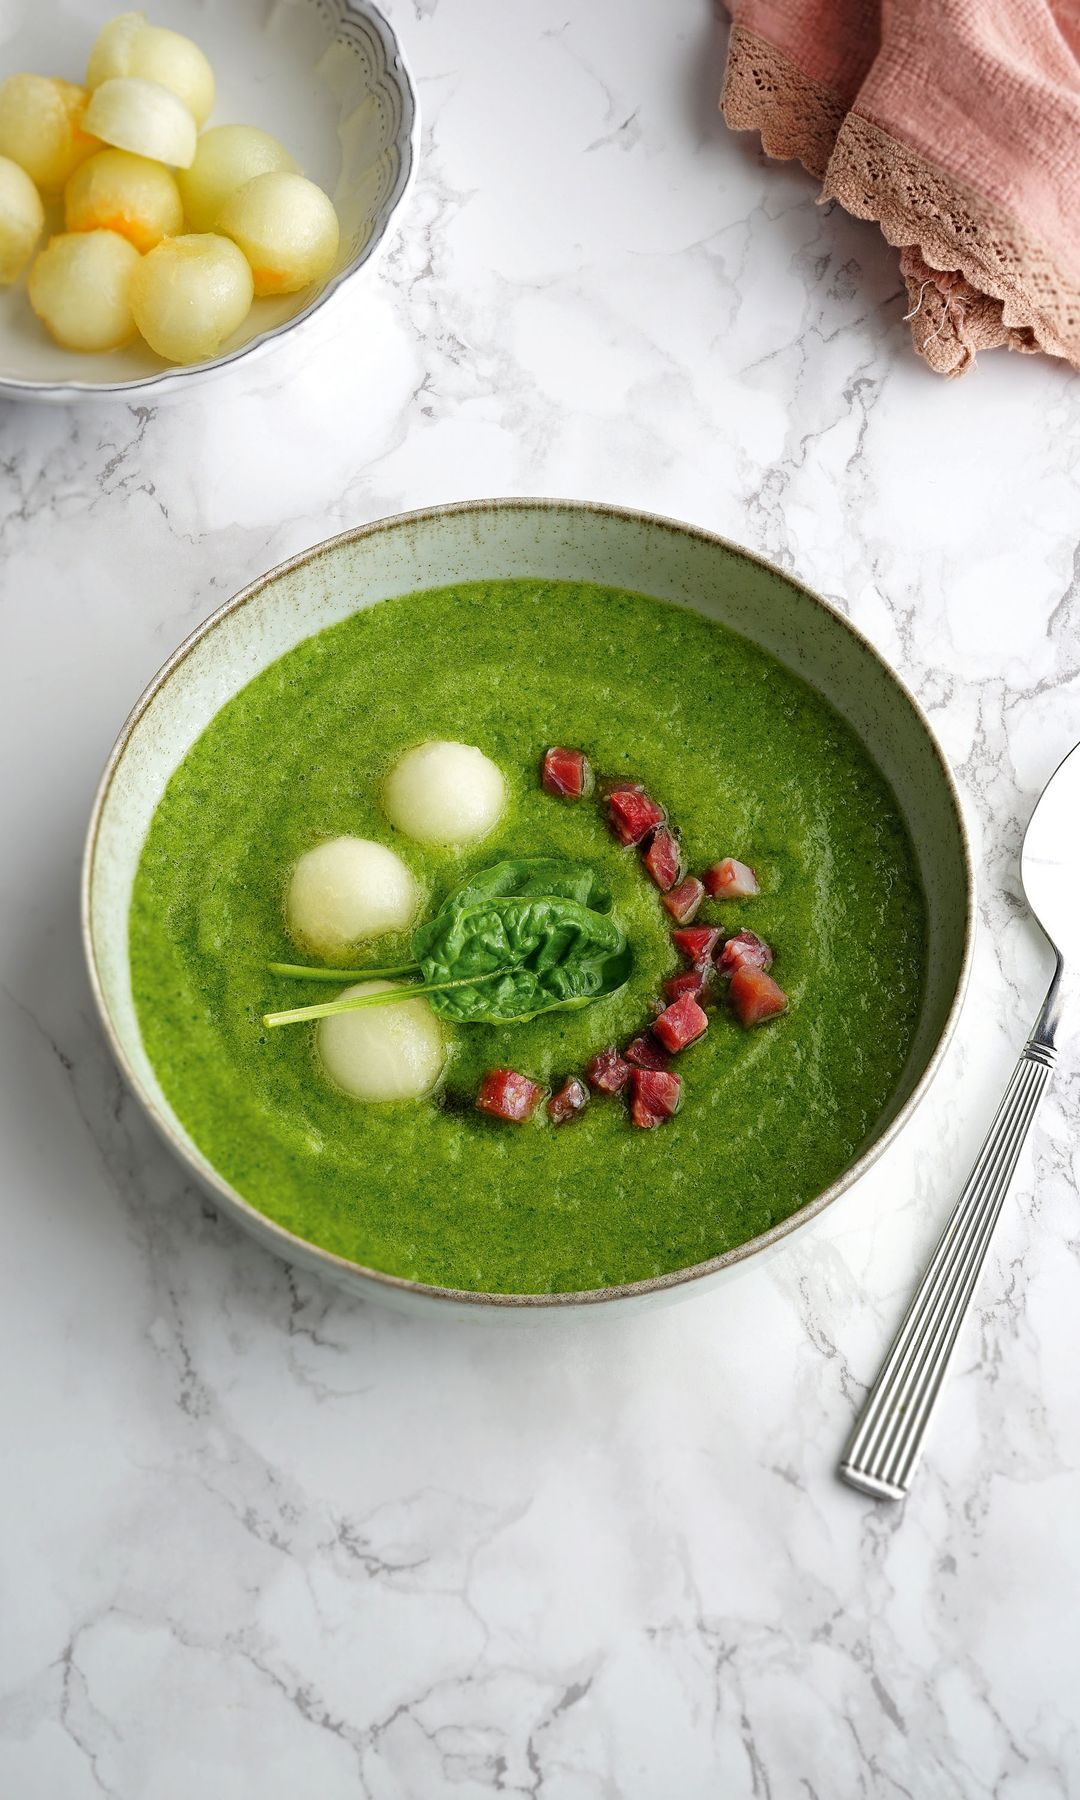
[0,75,97,194]
[130,232,253,363]
[177,124,297,233]
[85,77,196,169]
[135,26,214,126]
[0,156,44,283]
[28,229,139,351]
[286,836,418,955]
[86,13,144,92]
[318,982,446,1104]
[66,148,182,252]
[92,16,215,126]
[216,170,339,296]
[383,742,507,846]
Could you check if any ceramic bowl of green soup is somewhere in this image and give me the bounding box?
[82,501,973,1313]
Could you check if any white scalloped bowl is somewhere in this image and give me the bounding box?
[0,0,418,398]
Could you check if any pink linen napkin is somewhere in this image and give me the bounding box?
[720,0,1080,376]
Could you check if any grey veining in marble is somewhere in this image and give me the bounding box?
[2,2,1080,1795]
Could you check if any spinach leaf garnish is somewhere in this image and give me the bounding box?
[412,893,630,1022]
[264,858,630,1029]
[443,856,612,913]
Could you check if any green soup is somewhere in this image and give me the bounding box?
[130,580,927,1294]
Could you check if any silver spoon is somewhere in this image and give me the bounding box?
[839,740,1079,1501]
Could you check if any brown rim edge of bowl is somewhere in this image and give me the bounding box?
[80,497,977,1310]
[0,0,420,402]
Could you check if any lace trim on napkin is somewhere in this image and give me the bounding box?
[722,23,1080,377]
[721,25,844,180]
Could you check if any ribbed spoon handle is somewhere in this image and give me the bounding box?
[839,1037,1055,1501]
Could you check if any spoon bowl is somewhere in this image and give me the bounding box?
[1021,740,1080,966]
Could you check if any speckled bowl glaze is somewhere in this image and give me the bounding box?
[0,0,417,399]
[82,501,974,1314]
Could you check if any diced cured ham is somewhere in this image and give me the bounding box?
[547,1075,589,1124]
[729,967,788,1027]
[475,1069,545,1122]
[625,1032,670,1070]
[607,783,666,846]
[661,877,704,924]
[717,929,774,976]
[703,857,760,899]
[642,826,680,892]
[671,925,721,966]
[663,968,709,1003]
[542,746,593,800]
[629,1068,682,1128]
[586,1047,631,1094]
[653,992,709,1053]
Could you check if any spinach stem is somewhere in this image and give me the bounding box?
[268,960,421,983]
[263,967,511,1029]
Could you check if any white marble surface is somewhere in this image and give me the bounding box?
[2,1,1080,1793]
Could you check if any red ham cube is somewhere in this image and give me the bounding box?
[542,746,593,800]
[625,1032,670,1071]
[729,966,788,1027]
[672,925,721,966]
[476,1069,545,1122]
[630,1068,682,1129]
[608,784,666,846]
[704,857,760,899]
[653,992,709,1053]
[643,826,680,892]
[718,929,774,976]
[547,1075,589,1124]
[662,877,704,924]
[663,968,710,1003]
[586,1047,631,1095]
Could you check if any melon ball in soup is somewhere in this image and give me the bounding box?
[177,125,298,233]
[216,170,339,295]
[0,157,44,283]
[318,982,446,1103]
[383,742,507,846]
[0,75,96,194]
[286,836,419,955]
[28,229,139,351]
[87,13,215,126]
[85,77,197,169]
[131,233,253,363]
[66,148,182,252]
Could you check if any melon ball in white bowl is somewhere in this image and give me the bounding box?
[317,981,446,1103]
[84,76,197,169]
[28,229,140,350]
[286,836,419,956]
[86,11,144,90]
[86,12,215,126]
[177,124,297,233]
[0,157,44,283]
[383,742,507,846]
[216,169,339,295]
[66,148,183,252]
[0,74,96,194]
[130,233,253,363]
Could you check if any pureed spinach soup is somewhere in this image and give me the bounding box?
[130,579,927,1294]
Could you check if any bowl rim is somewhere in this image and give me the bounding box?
[0,0,420,402]
[81,497,976,1308]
